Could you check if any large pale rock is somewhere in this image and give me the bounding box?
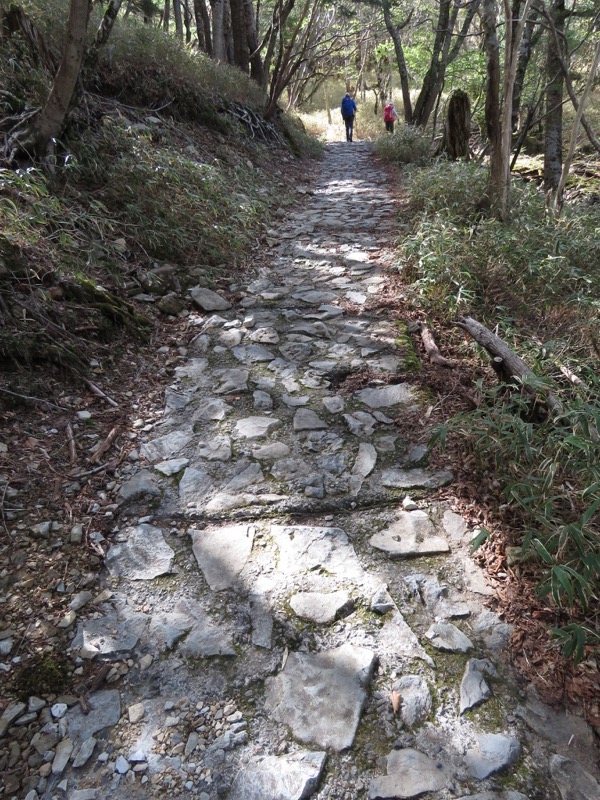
[214,368,249,394]
[175,357,209,381]
[465,733,521,779]
[117,470,161,503]
[292,290,338,304]
[193,397,232,421]
[191,524,254,590]
[378,609,435,666]
[404,573,470,619]
[234,416,281,439]
[456,794,529,800]
[152,600,235,657]
[140,429,193,463]
[392,675,432,727]
[105,525,174,580]
[67,691,121,746]
[197,435,232,461]
[228,750,326,800]
[52,738,73,774]
[252,442,290,460]
[369,748,450,799]
[293,409,328,431]
[349,442,377,496]
[460,659,496,714]
[355,383,418,409]
[0,702,25,737]
[72,611,147,659]
[380,468,453,489]
[370,511,449,557]
[264,644,376,751]
[178,466,213,506]
[271,525,364,584]
[426,621,473,653]
[232,344,276,363]
[190,286,231,311]
[516,691,598,765]
[549,755,600,800]
[290,590,352,624]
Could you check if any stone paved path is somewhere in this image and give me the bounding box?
[6,142,599,800]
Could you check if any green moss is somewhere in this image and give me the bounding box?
[14,653,70,699]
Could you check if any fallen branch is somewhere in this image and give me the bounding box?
[89,426,119,464]
[71,462,111,479]
[0,387,69,411]
[419,323,455,368]
[83,379,119,408]
[66,423,77,465]
[455,316,563,415]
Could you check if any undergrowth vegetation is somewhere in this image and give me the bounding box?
[396,161,600,660]
[374,124,433,164]
[0,0,319,377]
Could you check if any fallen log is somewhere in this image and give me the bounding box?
[419,323,455,368]
[455,316,563,415]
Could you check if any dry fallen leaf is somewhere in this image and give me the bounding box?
[391,690,401,715]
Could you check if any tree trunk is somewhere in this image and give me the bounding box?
[173,0,184,39]
[511,3,541,131]
[440,89,471,160]
[554,40,600,213]
[543,0,566,191]
[182,0,192,42]
[7,0,92,162]
[163,0,170,31]
[211,0,226,60]
[244,0,263,83]
[481,0,503,213]
[85,0,123,77]
[381,0,412,122]
[230,0,249,72]
[193,0,212,54]
[411,0,451,127]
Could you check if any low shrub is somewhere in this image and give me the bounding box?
[374,124,432,164]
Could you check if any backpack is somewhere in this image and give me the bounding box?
[383,104,395,123]
[341,95,355,117]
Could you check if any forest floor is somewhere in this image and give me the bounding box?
[0,139,598,800]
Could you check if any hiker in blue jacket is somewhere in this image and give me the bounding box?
[341,92,357,142]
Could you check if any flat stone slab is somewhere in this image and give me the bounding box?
[550,754,600,800]
[465,733,521,779]
[179,466,213,506]
[290,590,352,624]
[293,408,328,430]
[264,644,376,751]
[197,435,232,461]
[105,524,174,580]
[271,525,364,584]
[370,511,449,557]
[66,690,121,746]
[234,416,281,439]
[191,524,254,590]
[154,457,189,476]
[72,611,147,659]
[380,468,454,489]
[456,794,529,800]
[232,344,276,363]
[117,470,161,503]
[392,675,432,727]
[460,658,496,714]
[292,290,338,304]
[140,429,193,463]
[369,748,450,798]
[214,368,249,393]
[378,609,434,666]
[515,691,598,764]
[354,383,418,409]
[190,286,232,311]
[228,750,327,800]
[426,621,473,653]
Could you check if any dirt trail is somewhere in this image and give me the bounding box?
[2,142,598,800]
